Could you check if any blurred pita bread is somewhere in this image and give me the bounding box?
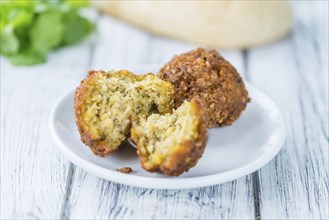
[92,1,293,48]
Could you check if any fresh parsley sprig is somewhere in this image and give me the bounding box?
[0,0,95,66]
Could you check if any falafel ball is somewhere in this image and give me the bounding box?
[74,70,174,157]
[158,48,249,127]
[131,99,208,176]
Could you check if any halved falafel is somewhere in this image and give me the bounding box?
[74,70,174,157]
[131,99,208,176]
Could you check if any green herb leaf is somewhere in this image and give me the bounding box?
[0,26,20,55]
[8,50,46,66]
[0,0,95,66]
[62,12,94,45]
[65,0,89,8]
[30,12,64,55]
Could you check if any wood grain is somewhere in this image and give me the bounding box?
[65,170,255,219]
[0,15,100,218]
[1,2,328,219]
[61,15,256,220]
[246,1,328,219]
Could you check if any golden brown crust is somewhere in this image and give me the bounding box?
[132,99,208,176]
[158,48,250,127]
[74,70,115,157]
[74,70,175,157]
[158,99,208,176]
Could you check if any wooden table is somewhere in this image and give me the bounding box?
[1,2,328,219]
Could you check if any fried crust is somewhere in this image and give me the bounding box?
[74,70,174,157]
[74,70,115,157]
[158,48,250,127]
[132,99,208,176]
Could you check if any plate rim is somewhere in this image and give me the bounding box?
[50,72,286,190]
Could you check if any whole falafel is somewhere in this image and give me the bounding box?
[158,48,250,127]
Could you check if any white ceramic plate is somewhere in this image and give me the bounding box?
[50,66,285,189]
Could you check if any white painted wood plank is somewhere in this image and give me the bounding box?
[0,35,95,219]
[67,170,254,220]
[64,15,255,220]
[246,1,328,219]
[3,2,327,219]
